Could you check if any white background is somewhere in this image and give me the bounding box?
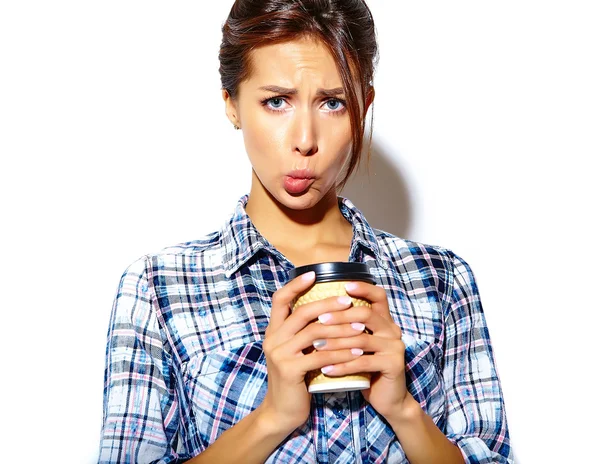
[1,1,598,462]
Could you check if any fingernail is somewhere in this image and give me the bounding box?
[351,322,365,332]
[302,271,316,282]
[345,282,358,292]
[351,348,364,356]
[321,365,334,374]
[313,339,327,349]
[337,296,352,306]
[318,313,332,324]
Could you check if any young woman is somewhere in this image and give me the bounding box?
[99,1,512,462]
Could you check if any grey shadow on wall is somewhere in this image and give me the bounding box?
[340,139,413,239]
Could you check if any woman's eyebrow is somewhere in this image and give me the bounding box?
[259,85,345,98]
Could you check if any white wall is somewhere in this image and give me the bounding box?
[1,1,598,462]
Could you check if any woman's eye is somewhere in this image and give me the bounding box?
[268,98,285,109]
[262,97,346,113]
[325,99,342,111]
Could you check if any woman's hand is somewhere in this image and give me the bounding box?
[311,281,411,421]
[260,272,365,435]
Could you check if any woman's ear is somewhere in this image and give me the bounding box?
[222,89,240,128]
[364,86,375,118]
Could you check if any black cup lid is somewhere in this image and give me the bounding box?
[288,262,374,284]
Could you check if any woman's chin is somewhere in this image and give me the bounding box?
[252,178,334,211]
[280,187,340,211]
[275,187,323,210]
[280,193,317,210]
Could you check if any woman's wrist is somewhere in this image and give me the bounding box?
[254,401,300,442]
[383,394,464,464]
[186,403,295,463]
[383,393,423,430]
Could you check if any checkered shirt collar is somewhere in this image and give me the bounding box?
[222,194,391,277]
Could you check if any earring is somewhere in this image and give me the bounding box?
[233,124,240,130]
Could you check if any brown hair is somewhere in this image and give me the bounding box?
[219,0,379,190]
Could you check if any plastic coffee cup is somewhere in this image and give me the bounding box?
[288,262,375,393]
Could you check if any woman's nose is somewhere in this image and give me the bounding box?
[292,109,318,156]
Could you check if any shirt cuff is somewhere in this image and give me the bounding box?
[446,435,513,464]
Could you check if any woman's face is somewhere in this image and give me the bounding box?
[223,37,368,211]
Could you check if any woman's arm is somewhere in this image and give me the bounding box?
[441,253,512,462]
[185,404,287,463]
[324,282,464,464]
[320,254,512,463]
[188,272,366,463]
[101,256,291,464]
[383,252,513,462]
[385,395,465,463]
[101,262,365,463]
[381,252,513,463]
[99,257,183,464]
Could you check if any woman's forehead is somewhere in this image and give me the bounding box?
[245,38,343,89]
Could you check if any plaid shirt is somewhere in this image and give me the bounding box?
[99,195,512,463]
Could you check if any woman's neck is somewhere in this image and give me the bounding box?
[245,174,353,261]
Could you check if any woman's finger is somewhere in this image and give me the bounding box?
[344,281,394,321]
[292,348,365,374]
[268,271,315,332]
[316,305,401,339]
[317,351,406,378]
[310,332,404,355]
[275,295,354,341]
[278,320,367,355]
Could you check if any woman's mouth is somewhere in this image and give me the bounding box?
[284,176,315,194]
[283,169,316,194]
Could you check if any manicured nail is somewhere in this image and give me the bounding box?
[351,348,364,356]
[313,339,327,349]
[351,322,365,332]
[337,296,352,306]
[321,365,334,374]
[302,271,316,282]
[318,313,332,324]
[345,282,358,292]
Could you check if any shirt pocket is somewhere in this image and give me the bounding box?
[403,334,445,423]
[182,340,267,450]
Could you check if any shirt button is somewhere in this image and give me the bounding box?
[333,405,345,419]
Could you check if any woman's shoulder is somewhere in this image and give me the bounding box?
[340,197,463,272]
[122,228,226,275]
[374,228,455,265]
[155,229,223,258]
[371,228,477,280]
[372,229,480,301]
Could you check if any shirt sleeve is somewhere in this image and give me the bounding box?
[442,253,513,463]
[98,257,187,464]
